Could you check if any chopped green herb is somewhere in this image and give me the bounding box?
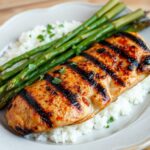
[70,62,77,66]
[49,33,55,38]
[52,77,62,84]
[47,24,53,30]
[59,67,66,74]
[72,45,77,49]
[47,24,53,34]
[59,24,64,27]
[105,124,110,128]
[39,74,44,80]
[107,116,114,124]
[42,29,46,32]
[37,35,45,42]
[28,64,36,70]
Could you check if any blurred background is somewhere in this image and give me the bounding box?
[0,0,149,149]
[0,0,149,25]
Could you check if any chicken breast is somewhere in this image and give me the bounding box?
[6,32,150,135]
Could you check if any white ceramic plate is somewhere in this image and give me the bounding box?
[0,2,150,150]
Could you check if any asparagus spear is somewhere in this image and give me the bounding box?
[0,10,148,109]
[0,3,125,82]
[1,19,149,84]
[0,0,119,72]
[0,50,74,109]
[126,19,150,32]
[0,17,149,109]
[0,9,145,98]
[2,18,149,83]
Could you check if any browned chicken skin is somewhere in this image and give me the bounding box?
[6,32,150,135]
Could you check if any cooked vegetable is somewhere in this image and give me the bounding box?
[0,50,74,108]
[0,9,146,109]
[6,32,150,134]
[0,0,120,72]
[0,2,125,82]
[126,19,150,32]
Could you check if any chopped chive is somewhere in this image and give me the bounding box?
[47,24,53,30]
[105,124,110,128]
[72,45,77,49]
[47,24,53,34]
[59,24,64,27]
[28,64,36,70]
[42,29,46,32]
[49,33,55,38]
[107,116,114,124]
[59,67,66,74]
[37,35,45,42]
[39,74,44,80]
[52,77,62,84]
[70,62,77,66]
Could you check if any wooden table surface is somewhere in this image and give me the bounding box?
[0,0,150,25]
[0,0,150,149]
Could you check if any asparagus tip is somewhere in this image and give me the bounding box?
[144,10,150,16]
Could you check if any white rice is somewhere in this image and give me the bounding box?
[1,20,150,144]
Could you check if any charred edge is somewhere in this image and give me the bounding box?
[116,32,150,51]
[67,63,109,101]
[143,56,150,65]
[81,52,125,87]
[97,48,106,54]
[15,126,33,135]
[99,40,139,68]
[138,55,150,71]
[44,74,81,110]
[20,89,53,128]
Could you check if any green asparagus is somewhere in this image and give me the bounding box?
[0,9,145,98]
[0,0,119,72]
[0,16,149,109]
[0,2,125,82]
[0,50,74,109]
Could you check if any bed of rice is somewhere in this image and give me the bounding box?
[0,21,150,144]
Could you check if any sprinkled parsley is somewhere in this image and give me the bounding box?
[59,24,64,28]
[28,64,36,70]
[37,34,45,42]
[107,116,114,124]
[52,77,62,84]
[47,24,53,34]
[39,74,44,80]
[70,62,77,66]
[105,124,110,128]
[49,33,55,38]
[72,45,77,49]
[59,67,66,74]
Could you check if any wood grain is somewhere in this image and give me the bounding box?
[0,0,149,25]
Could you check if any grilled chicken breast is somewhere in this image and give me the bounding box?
[6,32,150,135]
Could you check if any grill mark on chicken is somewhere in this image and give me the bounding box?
[138,55,150,71]
[6,32,150,135]
[67,63,109,101]
[99,40,139,67]
[81,52,125,86]
[44,74,81,110]
[15,126,33,135]
[116,32,150,51]
[96,48,106,54]
[20,89,53,128]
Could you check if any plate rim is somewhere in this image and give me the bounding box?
[0,1,150,150]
